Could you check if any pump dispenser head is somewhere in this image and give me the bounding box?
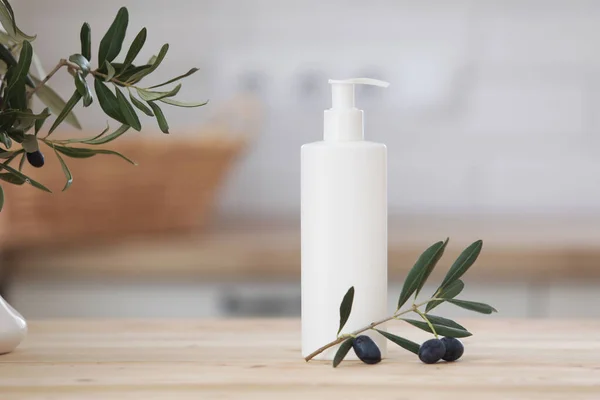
[324,78,389,142]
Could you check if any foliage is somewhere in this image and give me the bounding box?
[0,2,206,211]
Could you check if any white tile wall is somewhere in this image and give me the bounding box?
[14,0,600,217]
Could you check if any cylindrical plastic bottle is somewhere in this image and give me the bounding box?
[301,78,389,360]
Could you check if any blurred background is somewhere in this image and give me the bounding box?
[2,0,599,319]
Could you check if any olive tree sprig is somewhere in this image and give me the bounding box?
[0,2,207,210]
[305,239,498,367]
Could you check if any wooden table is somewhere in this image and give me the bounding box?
[0,319,599,399]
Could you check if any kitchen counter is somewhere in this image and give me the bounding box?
[0,319,599,399]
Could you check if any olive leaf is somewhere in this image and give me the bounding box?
[332,338,354,368]
[0,132,12,149]
[337,286,354,335]
[53,145,136,165]
[115,87,141,131]
[52,146,72,191]
[80,22,91,61]
[447,299,497,314]
[74,72,93,107]
[0,171,24,185]
[0,162,51,192]
[148,101,168,133]
[48,90,82,134]
[375,329,419,355]
[401,319,472,338]
[126,43,168,83]
[0,1,35,42]
[68,54,90,75]
[159,98,208,108]
[33,76,81,129]
[426,279,464,312]
[5,40,32,109]
[120,27,146,73]
[34,107,50,135]
[98,6,128,65]
[94,79,127,124]
[83,124,129,145]
[397,239,448,310]
[17,152,24,171]
[149,67,198,89]
[424,314,466,331]
[438,240,483,290]
[136,84,181,102]
[105,61,116,81]
[129,92,153,116]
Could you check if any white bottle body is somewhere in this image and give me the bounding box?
[301,141,388,360]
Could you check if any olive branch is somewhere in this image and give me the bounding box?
[304,239,498,367]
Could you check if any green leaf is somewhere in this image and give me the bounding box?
[136,84,181,102]
[117,64,150,83]
[98,7,128,65]
[0,2,35,41]
[401,319,472,338]
[126,43,168,83]
[6,128,23,143]
[0,172,24,185]
[48,90,82,135]
[375,329,419,355]
[120,27,146,73]
[147,54,157,65]
[115,87,141,131]
[83,124,129,145]
[332,339,353,368]
[337,286,354,335]
[1,149,23,164]
[105,61,116,81]
[0,0,16,38]
[424,314,466,331]
[0,151,16,158]
[149,67,199,89]
[129,92,153,116]
[80,22,91,61]
[0,162,51,192]
[93,79,127,124]
[0,132,12,149]
[426,279,465,313]
[34,107,50,135]
[53,145,136,165]
[17,152,24,171]
[159,98,209,108]
[447,299,497,315]
[148,101,169,133]
[438,240,483,290]
[5,40,32,110]
[74,72,93,107]
[32,77,81,129]
[68,54,90,75]
[397,240,448,310]
[52,146,72,191]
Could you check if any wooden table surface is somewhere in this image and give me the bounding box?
[0,319,599,399]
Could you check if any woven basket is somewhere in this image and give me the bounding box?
[0,94,262,248]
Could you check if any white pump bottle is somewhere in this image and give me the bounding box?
[301,78,389,360]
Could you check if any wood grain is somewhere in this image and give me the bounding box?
[0,319,599,399]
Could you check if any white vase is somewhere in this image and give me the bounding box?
[0,295,27,354]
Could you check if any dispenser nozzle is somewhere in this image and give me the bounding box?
[329,78,390,110]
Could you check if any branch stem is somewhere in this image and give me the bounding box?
[304,298,440,362]
[26,59,136,100]
[414,307,438,339]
